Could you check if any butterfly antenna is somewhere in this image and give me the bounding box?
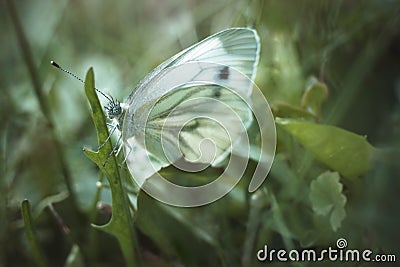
[50,60,114,103]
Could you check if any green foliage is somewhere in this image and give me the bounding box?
[3,0,400,266]
[276,118,376,179]
[309,171,346,232]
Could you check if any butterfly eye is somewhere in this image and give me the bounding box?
[105,99,122,119]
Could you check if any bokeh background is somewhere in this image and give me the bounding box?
[2,0,400,266]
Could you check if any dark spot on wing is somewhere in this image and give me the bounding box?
[214,88,221,98]
[218,66,230,80]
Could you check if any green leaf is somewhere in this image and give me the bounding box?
[310,171,346,231]
[301,79,328,118]
[276,118,376,179]
[82,68,140,267]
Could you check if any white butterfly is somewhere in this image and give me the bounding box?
[107,28,260,187]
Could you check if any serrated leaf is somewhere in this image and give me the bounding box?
[310,171,346,231]
[276,118,376,179]
[82,68,139,267]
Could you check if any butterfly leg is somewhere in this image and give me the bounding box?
[102,132,123,167]
[98,123,118,151]
[121,139,134,164]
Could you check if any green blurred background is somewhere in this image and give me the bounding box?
[2,0,400,266]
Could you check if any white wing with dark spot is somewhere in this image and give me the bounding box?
[122,28,260,181]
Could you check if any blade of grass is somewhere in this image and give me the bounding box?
[82,68,140,267]
[21,199,48,267]
[6,0,79,222]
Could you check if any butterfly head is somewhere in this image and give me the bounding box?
[105,97,122,119]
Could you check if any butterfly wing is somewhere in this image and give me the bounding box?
[123,28,260,182]
[126,28,259,112]
[162,27,259,79]
[143,82,252,166]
